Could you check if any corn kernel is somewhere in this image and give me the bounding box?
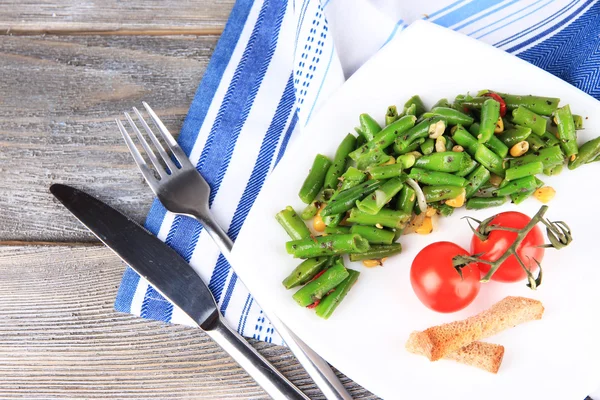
[313,204,326,232]
[425,206,437,217]
[435,136,447,152]
[381,156,396,166]
[428,120,446,139]
[450,125,458,135]
[489,173,503,187]
[570,154,577,162]
[510,141,529,157]
[445,189,466,208]
[494,117,504,134]
[362,259,382,268]
[452,145,464,152]
[415,216,433,235]
[533,186,556,203]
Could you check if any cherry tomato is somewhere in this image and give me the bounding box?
[410,242,480,313]
[471,211,544,283]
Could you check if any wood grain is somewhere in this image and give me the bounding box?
[0,0,233,35]
[0,34,219,242]
[0,245,375,399]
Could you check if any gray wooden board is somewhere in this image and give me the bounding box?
[0,35,218,241]
[0,245,375,399]
[0,0,234,34]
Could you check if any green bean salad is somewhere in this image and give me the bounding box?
[276,90,597,319]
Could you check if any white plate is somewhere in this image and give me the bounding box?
[231,21,600,400]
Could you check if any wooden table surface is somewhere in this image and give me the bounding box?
[0,1,376,398]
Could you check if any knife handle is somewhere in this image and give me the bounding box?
[204,314,309,400]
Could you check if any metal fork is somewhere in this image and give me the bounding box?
[117,102,352,400]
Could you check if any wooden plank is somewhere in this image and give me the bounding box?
[0,245,376,399]
[0,34,219,241]
[0,0,233,34]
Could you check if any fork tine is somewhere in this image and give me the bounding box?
[116,119,160,192]
[142,102,192,168]
[132,107,178,173]
[124,112,168,179]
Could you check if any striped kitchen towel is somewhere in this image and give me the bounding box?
[115,0,600,346]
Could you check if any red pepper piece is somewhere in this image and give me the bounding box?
[310,269,326,282]
[306,300,320,309]
[483,92,507,117]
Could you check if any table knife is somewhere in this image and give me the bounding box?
[50,183,308,400]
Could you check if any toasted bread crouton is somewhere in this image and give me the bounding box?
[408,296,543,361]
[406,334,504,374]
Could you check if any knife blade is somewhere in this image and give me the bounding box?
[50,183,309,400]
[50,183,218,327]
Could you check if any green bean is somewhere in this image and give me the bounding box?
[554,104,578,158]
[510,188,535,205]
[276,206,311,240]
[498,125,532,147]
[477,98,501,143]
[452,125,479,155]
[405,103,417,116]
[386,105,399,126]
[348,243,403,262]
[492,175,537,197]
[356,178,404,215]
[466,196,508,210]
[474,144,505,177]
[404,95,426,117]
[315,269,359,319]
[512,106,546,135]
[460,96,486,110]
[509,145,565,169]
[301,201,320,220]
[299,154,332,204]
[444,135,456,151]
[420,138,435,155]
[395,138,425,155]
[397,154,417,169]
[323,168,365,226]
[431,202,455,217]
[505,161,543,181]
[394,116,446,153]
[282,257,330,289]
[526,133,546,152]
[324,134,357,189]
[324,226,350,235]
[541,131,560,147]
[350,115,417,160]
[356,132,366,147]
[409,167,467,187]
[286,234,370,258]
[367,164,407,180]
[568,136,600,169]
[422,185,465,202]
[488,137,509,159]
[356,147,391,170]
[292,260,349,306]
[413,151,470,173]
[347,208,411,229]
[465,165,491,198]
[456,154,478,177]
[573,114,584,130]
[543,163,564,176]
[350,225,395,245]
[358,113,381,141]
[432,98,451,108]
[396,186,416,214]
[321,180,381,217]
[427,107,474,126]
[497,92,559,116]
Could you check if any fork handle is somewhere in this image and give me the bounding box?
[196,212,353,400]
[204,313,309,400]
